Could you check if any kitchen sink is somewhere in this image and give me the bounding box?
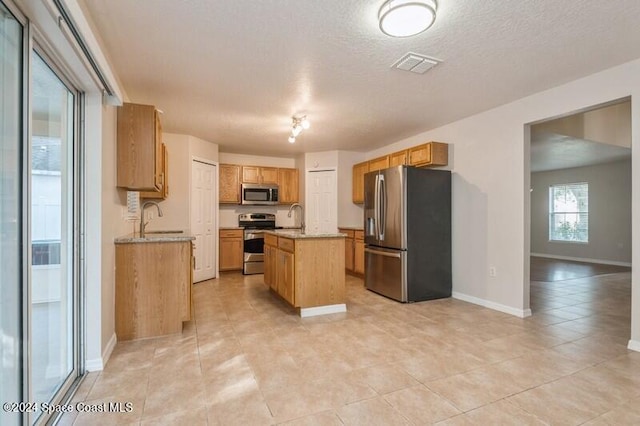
[144,230,184,234]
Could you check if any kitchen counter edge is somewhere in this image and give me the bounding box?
[115,233,196,244]
[264,230,346,239]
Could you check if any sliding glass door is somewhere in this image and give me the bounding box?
[29,50,79,416]
[1,1,83,424]
[0,3,24,424]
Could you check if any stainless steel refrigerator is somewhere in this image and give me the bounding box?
[364,166,451,302]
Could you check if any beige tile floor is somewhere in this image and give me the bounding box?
[60,270,639,425]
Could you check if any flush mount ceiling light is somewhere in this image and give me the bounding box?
[287,115,310,144]
[378,0,437,38]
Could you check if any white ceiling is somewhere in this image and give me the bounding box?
[82,0,640,157]
[530,132,631,173]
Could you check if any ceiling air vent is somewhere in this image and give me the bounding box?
[392,52,441,74]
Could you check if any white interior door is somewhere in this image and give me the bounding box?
[306,169,337,234]
[191,160,216,282]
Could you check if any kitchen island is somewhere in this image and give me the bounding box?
[264,230,346,317]
[114,232,195,340]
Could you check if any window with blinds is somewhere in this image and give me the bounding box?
[549,182,588,242]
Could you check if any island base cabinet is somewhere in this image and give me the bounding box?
[115,241,192,341]
[265,236,345,310]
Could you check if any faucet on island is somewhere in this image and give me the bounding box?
[287,203,305,234]
[139,200,163,237]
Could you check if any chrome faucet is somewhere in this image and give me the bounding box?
[139,201,163,237]
[287,203,305,234]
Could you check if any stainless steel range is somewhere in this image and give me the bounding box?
[239,213,277,275]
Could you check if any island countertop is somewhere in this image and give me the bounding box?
[264,229,346,239]
[115,232,195,244]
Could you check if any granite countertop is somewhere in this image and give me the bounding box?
[115,231,195,244]
[219,226,244,230]
[264,229,346,239]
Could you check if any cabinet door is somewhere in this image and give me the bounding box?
[368,156,390,172]
[278,250,295,305]
[219,237,243,271]
[352,161,369,204]
[116,102,159,190]
[260,167,279,184]
[389,150,407,167]
[242,166,260,183]
[353,231,364,274]
[278,168,299,204]
[408,143,432,166]
[408,142,449,167]
[264,245,272,287]
[219,164,241,203]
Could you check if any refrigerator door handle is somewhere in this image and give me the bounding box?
[365,247,401,258]
[379,174,385,241]
[374,174,380,239]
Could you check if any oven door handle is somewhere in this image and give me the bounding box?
[244,231,265,240]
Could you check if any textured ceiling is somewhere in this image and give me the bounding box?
[82,0,640,157]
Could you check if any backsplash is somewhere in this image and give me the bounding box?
[219,205,297,228]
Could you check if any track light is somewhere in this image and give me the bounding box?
[287,115,310,144]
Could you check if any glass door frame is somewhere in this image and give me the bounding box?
[22,22,85,426]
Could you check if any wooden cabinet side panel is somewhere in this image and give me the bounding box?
[430,142,449,166]
[352,162,369,204]
[294,238,345,308]
[115,242,189,340]
[116,103,157,190]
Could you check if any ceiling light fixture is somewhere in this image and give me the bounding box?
[378,0,437,38]
[287,115,310,144]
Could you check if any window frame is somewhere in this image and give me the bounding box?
[548,181,589,244]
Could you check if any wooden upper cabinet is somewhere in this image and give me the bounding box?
[352,161,369,204]
[242,166,278,184]
[117,102,162,190]
[140,143,169,199]
[219,164,241,203]
[278,168,299,204]
[368,155,390,172]
[389,150,407,167]
[408,142,448,167]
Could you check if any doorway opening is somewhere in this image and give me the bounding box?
[527,98,632,346]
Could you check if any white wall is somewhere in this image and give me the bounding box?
[94,98,129,370]
[531,159,632,265]
[365,58,640,350]
[337,151,365,228]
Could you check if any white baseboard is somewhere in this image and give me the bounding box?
[530,253,631,268]
[300,304,347,318]
[628,339,640,353]
[85,332,117,372]
[452,292,531,318]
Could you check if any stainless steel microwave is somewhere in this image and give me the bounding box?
[241,183,279,205]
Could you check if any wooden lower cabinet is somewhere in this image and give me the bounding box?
[340,228,364,275]
[115,240,193,341]
[219,229,243,271]
[264,234,345,309]
[354,239,365,275]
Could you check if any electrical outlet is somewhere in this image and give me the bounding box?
[489,266,497,277]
